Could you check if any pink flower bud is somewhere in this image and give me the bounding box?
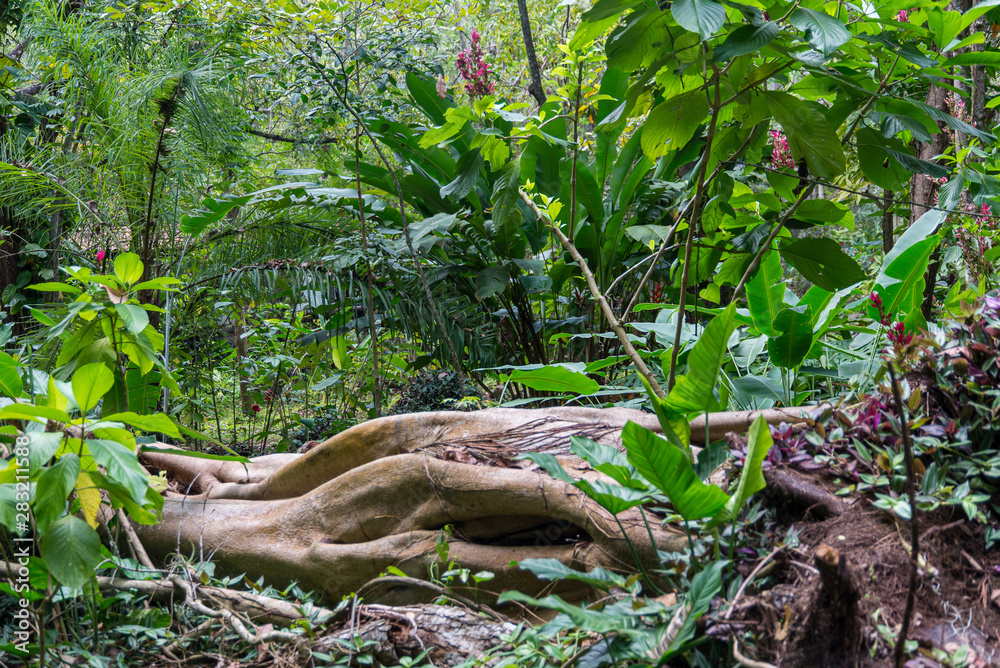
[97,250,105,261]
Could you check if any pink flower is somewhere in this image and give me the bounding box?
[897,9,909,22]
[456,29,494,99]
[769,130,794,169]
[96,250,105,261]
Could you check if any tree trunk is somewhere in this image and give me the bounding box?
[516,0,547,108]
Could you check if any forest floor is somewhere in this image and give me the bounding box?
[726,465,1000,668]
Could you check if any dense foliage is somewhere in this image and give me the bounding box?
[3,0,1000,664]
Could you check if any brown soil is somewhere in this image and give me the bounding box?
[724,466,1000,667]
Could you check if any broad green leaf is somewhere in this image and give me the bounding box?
[517,452,649,514]
[767,305,814,369]
[100,412,180,438]
[622,421,729,520]
[875,210,945,285]
[86,439,148,503]
[778,237,866,291]
[475,265,513,300]
[667,304,736,413]
[498,590,638,634]
[766,92,846,179]
[113,253,144,286]
[707,415,773,527]
[406,72,454,126]
[637,374,692,453]
[440,148,483,201]
[672,0,725,38]
[517,558,627,590]
[606,8,671,72]
[491,160,521,229]
[34,454,80,534]
[855,127,910,191]
[664,560,727,655]
[746,251,784,337]
[40,515,102,590]
[641,90,710,158]
[114,304,149,336]
[872,236,941,320]
[942,50,1000,67]
[27,282,82,295]
[0,403,72,424]
[713,21,778,61]
[0,352,22,398]
[570,436,641,489]
[509,365,600,395]
[927,9,963,47]
[793,200,855,230]
[138,445,248,463]
[788,8,850,55]
[72,363,115,413]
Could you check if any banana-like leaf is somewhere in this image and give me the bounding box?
[666,304,736,414]
[706,415,773,528]
[622,421,729,521]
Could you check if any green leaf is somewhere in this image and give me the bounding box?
[883,147,950,179]
[517,558,627,590]
[637,374,692,453]
[0,403,72,424]
[875,210,945,285]
[664,560,727,655]
[767,306,814,369]
[766,92,846,179]
[114,304,149,337]
[855,127,910,191]
[475,265,513,300]
[440,148,483,201]
[927,9,964,47]
[497,591,637,634]
[517,451,650,514]
[788,8,850,55]
[509,365,600,395]
[872,236,941,320]
[491,160,522,229]
[113,253,144,286]
[86,439,148,504]
[667,304,736,413]
[406,72,454,126]
[713,21,778,61]
[622,421,729,521]
[793,199,854,230]
[706,415,773,527]
[40,515,103,590]
[606,8,671,72]
[72,363,115,413]
[180,194,253,236]
[0,351,22,398]
[100,412,180,438]
[746,251,784,337]
[778,237,866,291]
[672,0,725,38]
[27,282,82,295]
[641,90,710,158]
[34,454,80,534]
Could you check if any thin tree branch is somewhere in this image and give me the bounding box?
[245,127,339,145]
[520,191,664,397]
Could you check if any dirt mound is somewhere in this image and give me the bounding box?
[724,466,1000,667]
